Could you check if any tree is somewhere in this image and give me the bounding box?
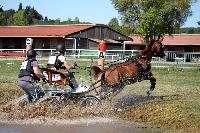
[108,17,119,28]
[66,18,72,24]
[74,17,80,24]
[179,27,200,34]
[0,5,3,12]
[12,10,28,26]
[44,16,48,21]
[55,18,60,24]
[111,0,197,42]
[18,2,23,11]
[108,17,135,35]
[187,28,195,34]
[196,27,200,33]
[120,23,135,35]
[0,12,6,25]
[4,9,15,25]
[25,6,43,25]
[108,17,121,33]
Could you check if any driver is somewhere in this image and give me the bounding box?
[47,44,80,91]
[18,49,46,102]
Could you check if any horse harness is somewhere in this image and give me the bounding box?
[99,57,148,89]
[131,58,145,81]
[74,57,151,96]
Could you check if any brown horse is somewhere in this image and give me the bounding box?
[91,39,165,98]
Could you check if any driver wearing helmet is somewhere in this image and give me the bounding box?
[18,49,46,102]
[47,44,79,90]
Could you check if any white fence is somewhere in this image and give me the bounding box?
[0,49,200,63]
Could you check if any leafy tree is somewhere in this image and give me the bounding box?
[25,6,43,25]
[12,10,28,26]
[108,17,119,29]
[179,27,200,34]
[0,5,3,12]
[120,23,135,35]
[0,3,90,26]
[0,12,6,25]
[55,18,60,24]
[196,27,200,33]
[111,0,197,42]
[4,9,15,25]
[18,2,23,11]
[74,17,80,24]
[44,16,48,21]
[187,28,195,34]
[66,18,72,24]
[108,17,135,35]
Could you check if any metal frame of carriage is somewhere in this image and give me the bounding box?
[16,67,101,107]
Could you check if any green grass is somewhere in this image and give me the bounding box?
[154,68,200,89]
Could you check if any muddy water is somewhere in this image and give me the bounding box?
[0,118,163,133]
[0,87,167,133]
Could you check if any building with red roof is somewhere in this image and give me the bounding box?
[127,34,200,52]
[0,24,132,51]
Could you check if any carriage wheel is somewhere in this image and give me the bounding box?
[79,95,101,108]
[36,95,61,105]
[15,94,29,106]
[59,93,82,105]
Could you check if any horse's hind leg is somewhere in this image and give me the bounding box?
[147,76,156,96]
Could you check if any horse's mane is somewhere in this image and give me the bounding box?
[136,39,156,57]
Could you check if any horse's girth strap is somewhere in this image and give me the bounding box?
[132,59,145,79]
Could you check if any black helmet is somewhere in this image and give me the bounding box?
[56,44,65,52]
[27,49,38,57]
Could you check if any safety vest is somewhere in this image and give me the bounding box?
[47,56,64,70]
[18,58,39,80]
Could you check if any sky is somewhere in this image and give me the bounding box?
[0,0,200,27]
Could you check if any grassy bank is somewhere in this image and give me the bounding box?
[116,67,200,133]
[0,60,200,132]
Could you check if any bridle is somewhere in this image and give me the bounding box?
[152,40,165,57]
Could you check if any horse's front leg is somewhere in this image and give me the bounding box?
[145,72,156,96]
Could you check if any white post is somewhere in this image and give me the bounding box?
[123,41,126,59]
[78,49,80,58]
[123,41,126,51]
[50,49,53,56]
[65,37,77,59]
[74,38,77,59]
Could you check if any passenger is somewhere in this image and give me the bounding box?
[18,49,46,102]
[47,44,81,91]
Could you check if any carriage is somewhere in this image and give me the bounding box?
[16,67,101,107]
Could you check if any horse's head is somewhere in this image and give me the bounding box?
[150,39,165,58]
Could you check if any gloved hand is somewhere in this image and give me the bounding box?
[42,78,48,83]
[71,62,77,69]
